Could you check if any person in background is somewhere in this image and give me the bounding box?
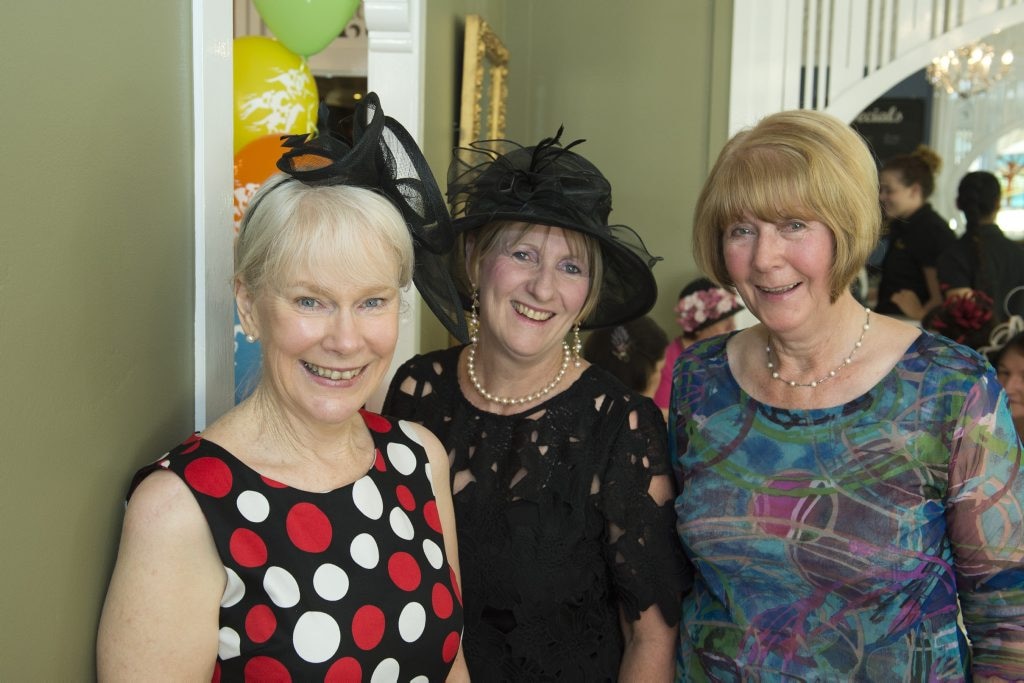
[97,95,469,681]
[384,128,686,681]
[992,330,1024,439]
[673,109,1024,679]
[938,170,1024,323]
[652,277,744,416]
[583,315,669,400]
[876,145,955,320]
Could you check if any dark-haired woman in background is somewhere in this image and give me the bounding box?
[938,170,1024,323]
[876,146,956,320]
[583,315,669,400]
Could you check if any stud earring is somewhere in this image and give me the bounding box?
[245,333,257,344]
[468,286,480,344]
[571,321,582,368]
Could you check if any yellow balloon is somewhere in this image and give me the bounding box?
[233,36,318,154]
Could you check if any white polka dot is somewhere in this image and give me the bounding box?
[218,626,241,660]
[293,611,341,663]
[158,459,170,468]
[221,566,244,607]
[398,602,426,642]
[236,490,270,523]
[313,563,349,601]
[352,476,384,520]
[390,507,415,540]
[371,658,401,683]
[264,566,300,607]
[422,539,443,570]
[351,533,379,569]
[410,677,429,683]
[387,442,417,475]
[399,420,423,446]
[424,460,434,489]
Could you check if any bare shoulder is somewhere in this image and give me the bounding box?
[126,468,207,533]
[398,420,448,466]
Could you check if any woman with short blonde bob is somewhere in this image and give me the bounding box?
[98,95,469,681]
[672,110,1024,679]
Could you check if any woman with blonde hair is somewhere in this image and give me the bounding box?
[672,109,1024,679]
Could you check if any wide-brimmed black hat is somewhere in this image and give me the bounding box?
[271,92,468,342]
[446,127,661,329]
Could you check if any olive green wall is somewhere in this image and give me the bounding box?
[0,1,195,678]
[420,1,732,348]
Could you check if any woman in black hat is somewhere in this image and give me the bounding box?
[98,95,468,680]
[384,130,686,680]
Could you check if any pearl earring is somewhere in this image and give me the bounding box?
[245,333,257,344]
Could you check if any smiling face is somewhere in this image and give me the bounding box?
[237,257,400,430]
[722,214,836,336]
[472,223,591,362]
[879,169,923,220]
[997,346,1024,428]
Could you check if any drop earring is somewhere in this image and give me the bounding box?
[468,286,480,344]
[571,321,582,368]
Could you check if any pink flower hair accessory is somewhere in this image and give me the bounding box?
[677,277,744,336]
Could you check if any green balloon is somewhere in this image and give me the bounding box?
[253,0,361,58]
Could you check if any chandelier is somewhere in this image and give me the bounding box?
[926,42,1014,98]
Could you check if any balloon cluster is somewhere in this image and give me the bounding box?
[233,0,361,232]
[233,0,361,402]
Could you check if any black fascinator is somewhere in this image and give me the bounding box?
[274,92,468,343]
[447,127,661,329]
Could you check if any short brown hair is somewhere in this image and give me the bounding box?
[693,110,880,301]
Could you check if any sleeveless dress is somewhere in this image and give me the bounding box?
[384,346,687,681]
[671,331,1024,680]
[129,410,464,682]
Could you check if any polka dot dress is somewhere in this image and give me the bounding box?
[129,410,464,682]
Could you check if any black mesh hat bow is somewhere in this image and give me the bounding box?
[447,127,661,329]
[275,92,468,342]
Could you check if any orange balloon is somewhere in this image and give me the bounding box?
[233,133,290,234]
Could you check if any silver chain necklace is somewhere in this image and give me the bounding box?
[765,307,871,388]
[466,341,570,406]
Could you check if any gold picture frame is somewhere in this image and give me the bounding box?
[458,15,509,146]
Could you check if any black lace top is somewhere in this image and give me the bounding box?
[384,345,686,681]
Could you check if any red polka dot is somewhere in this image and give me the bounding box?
[244,656,291,681]
[183,456,233,498]
[432,582,454,618]
[229,528,268,567]
[286,502,332,553]
[387,552,421,592]
[442,631,461,663]
[245,604,277,643]
[261,475,287,488]
[351,605,385,651]
[212,661,221,683]
[395,485,416,511]
[360,410,391,433]
[373,449,386,472]
[423,500,442,534]
[450,566,463,605]
[325,657,362,682]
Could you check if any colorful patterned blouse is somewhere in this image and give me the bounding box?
[670,331,1024,680]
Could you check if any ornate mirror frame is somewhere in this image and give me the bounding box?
[458,15,509,146]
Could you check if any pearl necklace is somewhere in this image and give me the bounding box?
[466,341,570,406]
[766,308,871,388]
